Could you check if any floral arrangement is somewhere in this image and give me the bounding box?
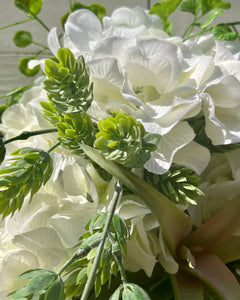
[0,0,240,299]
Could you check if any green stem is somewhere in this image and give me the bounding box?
[48,141,61,153]
[182,14,203,40]
[0,18,33,30]
[32,41,49,50]
[80,181,123,300]
[147,0,151,10]
[30,13,50,32]
[4,128,58,145]
[57,239,102,276]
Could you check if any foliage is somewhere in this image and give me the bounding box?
[64,212,129,298]
[94,112,161,168]
[56,111,96,155]
[8,269,64,300]
[0,147,52,218]
[144,164,203,205]
[44,48,93,115]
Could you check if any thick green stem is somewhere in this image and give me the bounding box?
[4,128,58,145]
[48,141,61,153]
[80,181,123,300]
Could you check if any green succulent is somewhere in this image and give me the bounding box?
[144,164,204,205]
[94,112,161,168]
[56,111,97,155]
[0,147,52,218]
[44,48,93,115]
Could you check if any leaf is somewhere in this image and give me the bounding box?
[212,24,238,41]
[149,0,181,34]
[127,283,152,300]
[26,271,57,293]
[13,30,33,47]
[15,0,43,16]
[0,138,6,165]
[81,145,192,257]
[178,0,202,15]
[19,57,40,77]
[201,0,231,15]
[171,269,203,300]
[185,194,240,253]
[183,254,240,300]
[44,276,65,300]
[17,269,51,281]
[200,8,224,28]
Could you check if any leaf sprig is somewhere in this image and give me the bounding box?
[144,164,203,206]
[94,112,161,168]
[64,212,129,298]
[0,147,52,218]
[44,48,93,115]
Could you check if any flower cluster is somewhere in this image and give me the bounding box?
[0,2,240,300]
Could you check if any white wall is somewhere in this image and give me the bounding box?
[0,0,239,97]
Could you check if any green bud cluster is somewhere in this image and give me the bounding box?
[94,112,161,168]
[44,48,93,115]
[144,164,203,205]
[56,112,97,155]
[64,212,129,298]
[0,147,52,218]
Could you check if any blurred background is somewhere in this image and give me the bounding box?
[0,0,239,98]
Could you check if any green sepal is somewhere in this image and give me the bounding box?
[13,30,33,48]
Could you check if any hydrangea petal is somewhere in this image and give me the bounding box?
[65,9,103,53]
[47,27,60,57]
[144,122,195,174]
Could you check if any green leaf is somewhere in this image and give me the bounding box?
[149,0,181,34]
[26,271,57,293]
[212,24,238,41]
[200,8,224,28]
[44,276,65,300]
[126,283,151,300]
[81,145,192,257]
[15,0,43,16]
[13,30,33,47]
[201,0,231,15]
[109,285,122,300]
[0,138,6,165]
[19,57,40,77]
[17,269,51,281]
[178,0,202,15]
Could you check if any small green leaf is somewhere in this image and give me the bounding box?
[109,285,122,300]
[212,24,238,40]
[44,276,65,300]
[19,57,40,77]
[201,0,231,15]
[26,271,57,293]
[13,30,33,47]
[15,0,43,16]
[149,0,181,34]
[200,8,224,28]
[178,0,202,15]
[127,283,151,300]
[17,269,50,281]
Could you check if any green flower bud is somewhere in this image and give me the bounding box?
[57,112,96,155]
[94,112,160,168]
[144,164,204,205]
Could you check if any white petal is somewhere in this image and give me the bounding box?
[205,75,240,108]
[144,122,195,174]
[218,61,240,81]
[0,250,39,290]
[65,9,103,53]
[173,141,211,174]
[203,93,240,144]
[47,27,60,57]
